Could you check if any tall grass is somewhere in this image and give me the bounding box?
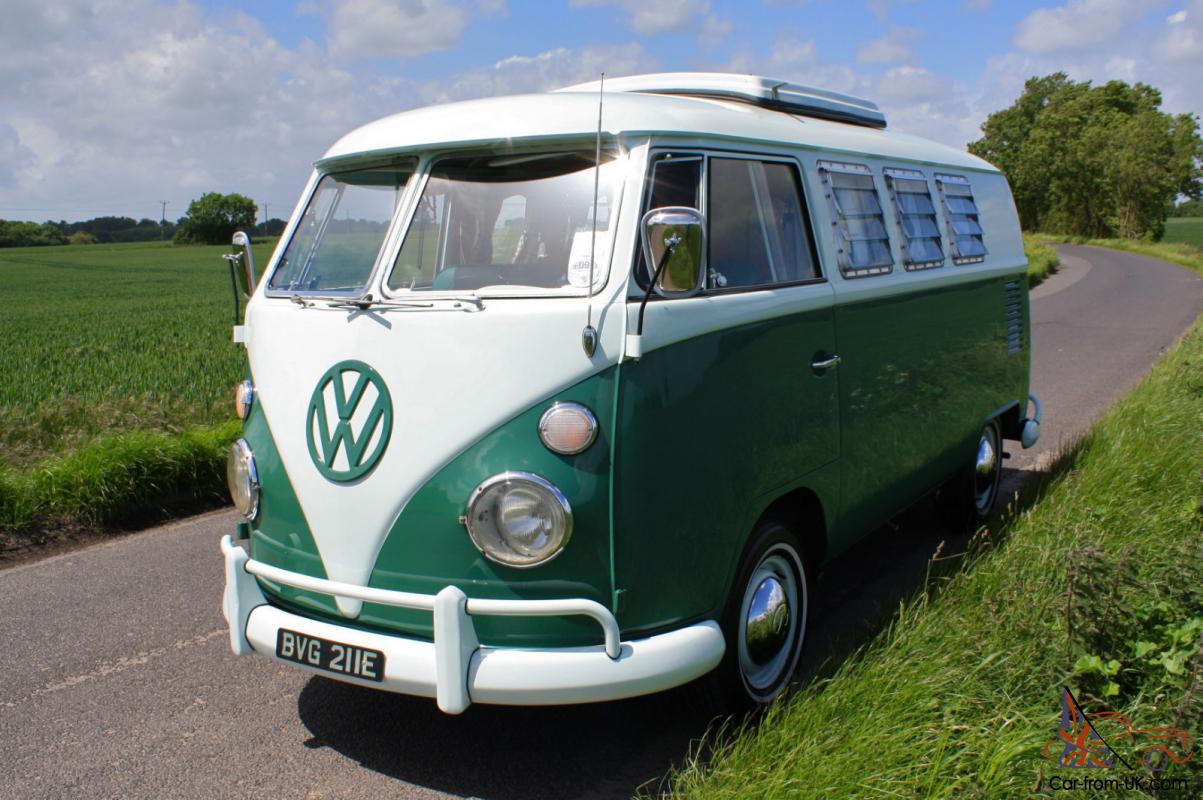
[0,421,240,535]
[661,249,1203,799]
[1023,234,1059,287]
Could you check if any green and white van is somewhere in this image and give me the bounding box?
[220,73,1041,713]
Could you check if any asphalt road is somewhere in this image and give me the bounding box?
[2,246,1201,800]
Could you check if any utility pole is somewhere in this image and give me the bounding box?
[261,202,269,236]
[159,201,168,240]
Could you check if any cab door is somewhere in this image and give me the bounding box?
[611,151,840,636]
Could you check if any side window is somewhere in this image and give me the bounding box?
[707,158,818,289]
[636,154,702,289]
[935,174,987,264]
[818,161,893,277]
[884,168,943,270]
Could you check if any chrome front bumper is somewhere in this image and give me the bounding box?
[220,535,725,714]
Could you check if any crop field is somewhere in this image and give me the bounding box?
[1165,216,1203,249]
[0,240,274,468]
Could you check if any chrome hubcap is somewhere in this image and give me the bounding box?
[746,577,791,665]
[737,547,805,696]
[973,428,1000,512]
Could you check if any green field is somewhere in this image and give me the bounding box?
[1165,216,1203,249]
[0,240,273,467]
[0,240,275,535]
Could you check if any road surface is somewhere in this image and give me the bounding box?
[2,246,1201,800]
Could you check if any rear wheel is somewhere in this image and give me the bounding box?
[971,422,1003,518]
[709,517,810,708]
[941,420,1003,526]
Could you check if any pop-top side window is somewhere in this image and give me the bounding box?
[818,161,893,278]
[884,168,943,270]
[935,174,987,264]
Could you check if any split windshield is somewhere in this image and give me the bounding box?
[387,151,619,293]
[267,160,417,295]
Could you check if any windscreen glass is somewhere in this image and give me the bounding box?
[388,151,619,293]
[268,161,416,294]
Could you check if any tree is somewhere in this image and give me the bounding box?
[173,192,257,245]
[969,73,1203,239]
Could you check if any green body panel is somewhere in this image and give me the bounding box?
[826,270,1029,552]
[612,290,841,635]
[249,368,618,648]
[243,399,338,620]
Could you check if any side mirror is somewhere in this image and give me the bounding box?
[640,207,706,298]
[229,231,257,297]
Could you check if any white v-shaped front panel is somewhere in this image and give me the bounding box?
[245,298,622,617]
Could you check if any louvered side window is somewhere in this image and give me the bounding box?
[884,168,943,270]
[819,161,892,277]
[935,174,987,264]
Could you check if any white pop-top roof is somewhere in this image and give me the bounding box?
[319,73,995,173]
[558,72,887,129]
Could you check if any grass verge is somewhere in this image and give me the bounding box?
[0,420,240,548]
[1023,233,1059,287]
[662,257,1203,797]
[1031,232,1203,275]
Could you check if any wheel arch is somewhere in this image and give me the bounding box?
[757,486,829,569]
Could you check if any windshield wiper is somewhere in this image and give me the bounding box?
[323,293,483,311]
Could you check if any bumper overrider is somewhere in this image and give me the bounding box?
[221,535,725,713]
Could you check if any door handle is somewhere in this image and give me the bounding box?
[811,354,841,371]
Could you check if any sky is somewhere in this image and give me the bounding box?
[2,0,1202,224]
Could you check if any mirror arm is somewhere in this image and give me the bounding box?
[221,252,244,325]
[228,258,241,325]
[636,240,679,337]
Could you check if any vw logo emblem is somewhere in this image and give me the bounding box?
[306,360,393,482]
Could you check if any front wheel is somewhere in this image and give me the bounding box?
[710,517,810,708]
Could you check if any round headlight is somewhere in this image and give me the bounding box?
[464,472,572,567]
[227,438,260,519]
[235,380,255,421]
[537,402,598,455]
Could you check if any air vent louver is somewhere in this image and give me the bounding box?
[1004,280,1024,354]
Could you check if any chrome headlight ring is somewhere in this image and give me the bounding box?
[227,438,260,519]
[463,471,573,568]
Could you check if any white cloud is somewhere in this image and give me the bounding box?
[0,1,661,223]
[856,27,921,65]
[1159,2,1203,62]
[866,0,918,22]
[570,0,728,40]
[0,0,424,221]
[320,0,471,61]
[1013,0,1167,54]
[0,124,33,188]
[422,43,655,104]
[716,34,977,147]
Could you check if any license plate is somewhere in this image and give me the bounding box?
[276,628,385,682]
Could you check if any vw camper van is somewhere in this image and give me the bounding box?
[220,73,1041,713]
